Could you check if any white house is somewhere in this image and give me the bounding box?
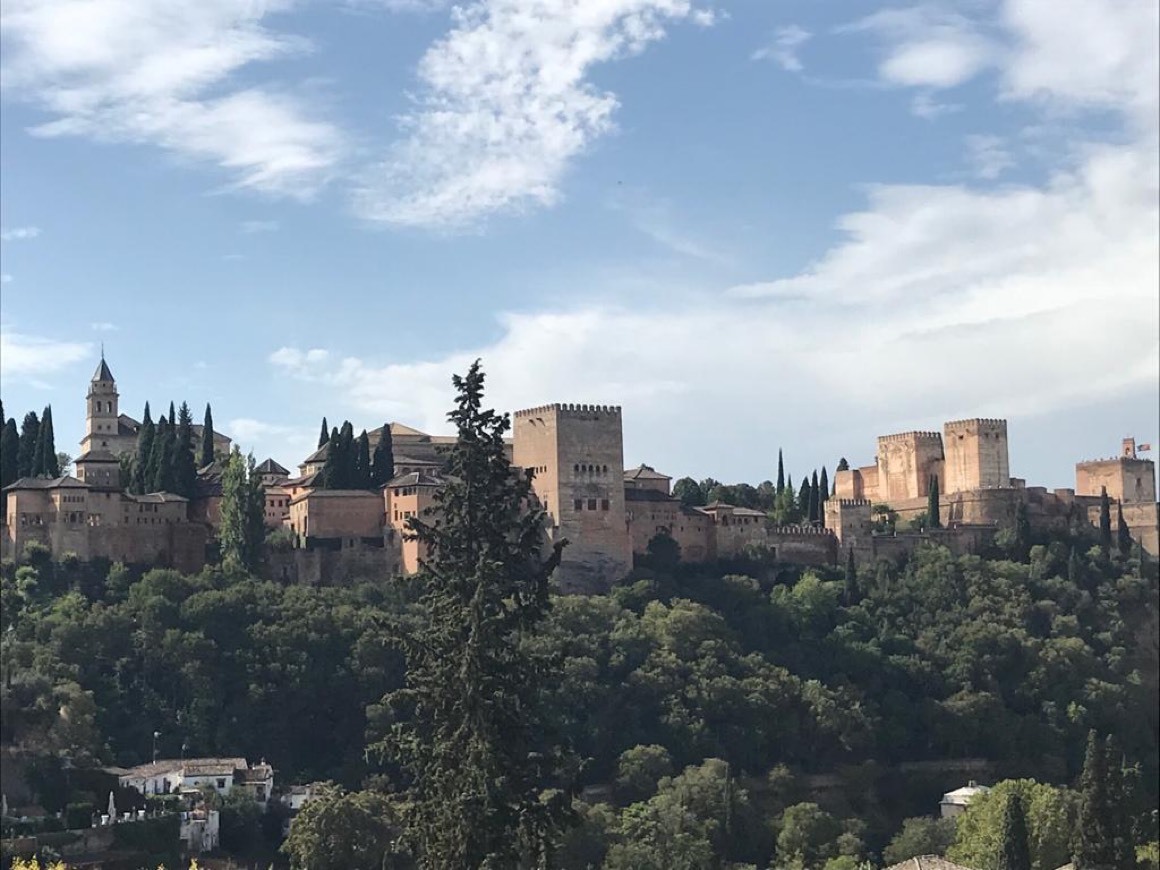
[115,757,273,804]
[940,780,991,818]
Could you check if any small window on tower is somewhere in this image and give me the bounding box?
[587,498,597,511]
[601,499,610,511]
[573,499,583,510]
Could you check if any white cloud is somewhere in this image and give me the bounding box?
[0,226,41,241]
[843,5,998,89]
[965,134,1014,179]
[90,321,118,332]
[0,274,12,284]
[752,25,811,72]
[607,189,730,263]
[910,92,962,119]
[268,347,332,379]
[0,0,344,196]
[0,331,92,379]
[227,417,318,469]
[354,0,716,229]
[240,219,280,234]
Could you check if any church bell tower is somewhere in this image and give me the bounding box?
[83,352,119,451]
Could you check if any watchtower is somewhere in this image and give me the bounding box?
[875,431,944,501]
[82,354,119,453]
[513,403,631,592]
[943,419,1010,493]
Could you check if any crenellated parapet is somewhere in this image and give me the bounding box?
[767,525,836,536]
[877,431,942,444]
[945,417,1007,430]
[831,498,872,508]
[514,403,622,417]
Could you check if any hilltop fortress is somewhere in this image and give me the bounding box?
[2,359,1157,589]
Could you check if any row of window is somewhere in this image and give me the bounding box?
[573,498,611,512]
[573,463,610,475]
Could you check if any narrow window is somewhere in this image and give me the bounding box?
[573,499,583,511]
[601,499,610,511]
[587,498,597,511]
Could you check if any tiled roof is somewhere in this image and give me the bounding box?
[624,464,672,481]
[181,757,249,777]
[256,458,290,475]
[387,471,445,488]
[291,488,382,504]
[77,449,120,463]
[92,357,115,383]
[3,475,89,492]
[884,858,976,870]
[131,492,189,503]
[304,443,330,463]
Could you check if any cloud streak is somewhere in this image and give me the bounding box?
[354,0,716,229]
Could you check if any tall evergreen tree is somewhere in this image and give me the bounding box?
[1067,546,1084,588]
[808,470,820,524]
[836,457,849,472]
[174,402,198,499]
[1074,731,1116,870]
[1,416,19,489]
[1104,736,1135,870]
[340,422,356,487]
[997,793,1032,870]
[371,424,396,488]
[1098,487,1112,553]
[318,417,330,450]
[928,475,941,529]
[354,430,372,490]
[1115,503,1132,557]
[200,404,216,469]
[148,415,172,493]
[38,406,59,477]
[322,431,346,490]
[377,361,568,868]
[776,450,785,494]
[133,403,155,494]
[17,411,40,478]
[820,466,830,503]
[797,477,811,520]
[843,548,858,605]
[220,448,266,575]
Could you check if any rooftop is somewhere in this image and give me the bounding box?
[624,464,672,481]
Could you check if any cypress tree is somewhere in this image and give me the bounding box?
[808,470,820,524]
[371,424,396,488]
[340,421,356,487]
[147,415,170,492]
[220,448,266,574]
[1067,546,1084,587]
[318,417,330,450]
[18,411,40,478]
[1098,487,1112,553]
[355,430,372,490]
[1104,735,1135,870]
[322,431,344,489]
[843,548,857,605]
[1074,730,1115,870]
[376,360,568,867]
[997,793,1032,870]
[820,466,830,503]
[836,457,849,472]
[133,403,155,495]
[1,416,19,489]
[928,474,941,529]
[1115,503,1132,557]
[174,402,198,499]
[776,450,785,494]
[798,477,811,520]
[38,406,59,477]
[200,404,215,468]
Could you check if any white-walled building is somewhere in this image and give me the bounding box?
[115,757,273,804]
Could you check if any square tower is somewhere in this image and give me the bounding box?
[513,403,631,593]
[82,356,120,454]
[875,431,944,502]
[943,418,1010,493]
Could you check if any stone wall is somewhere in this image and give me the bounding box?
[944,418,1010,493]
[1075,456,1157,504]
[877,431,944,502]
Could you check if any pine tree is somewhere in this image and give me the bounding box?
[808,470,820,524]
[836,457,849,472]
[928,474,941,529]
[17,411,40,478]
[38,406,59,477]
[997,792,1032,870]
[133,403,155,494]
[1115,503,1132,557]
[1067,546,1084,587]
[1098,487,1112,553]
[200,404,215,469]
[377,361,568,868]
[1074,731,1116,870]
[220,448,266,574]
[318,417,330,450]
[174,402,198,499]
[776,450,785,494]
[371,424,396,488]
[355,430,372,490]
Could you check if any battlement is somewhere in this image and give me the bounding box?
[514,403,622,418]
[831,499,872,508]
[768,525,836,536]
[1077,455,1154,466]
[877,431,942,444]
[945,418,1007,431]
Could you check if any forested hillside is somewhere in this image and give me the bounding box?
[2,530,1157,866]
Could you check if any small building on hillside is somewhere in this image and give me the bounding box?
[940,780,990,818]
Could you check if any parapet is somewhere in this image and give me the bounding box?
[944,418,1007,431]
[514,403,622,418]
[768,525,837,536]
[877,431,942,444]
[830,499,872,508]
[1076,454,1154,466]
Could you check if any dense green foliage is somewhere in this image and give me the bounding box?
[997,793,1032,870]
[220,448,266,574]
[318,419,394,490]
[281,786,408,869]
[200,403,216,469]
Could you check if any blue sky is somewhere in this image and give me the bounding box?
[1,0,1157,489]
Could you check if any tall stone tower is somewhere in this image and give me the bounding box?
[512,403,631,593]
[943,418,1010,493]
[81,355,120,454]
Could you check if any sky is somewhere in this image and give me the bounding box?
[0,0,1157,490]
